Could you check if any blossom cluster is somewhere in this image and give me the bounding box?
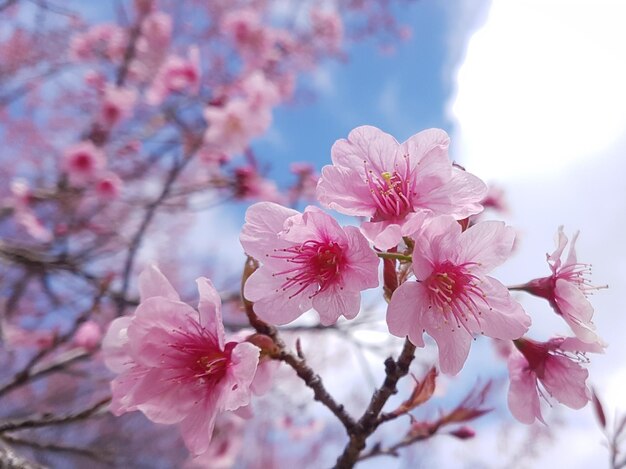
[103,125,605,458]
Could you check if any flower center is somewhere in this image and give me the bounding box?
[168,322,234,389]
[557,262,606,296]
[424,261,486,330]
[272,239,345,299]
[365,156,415,222]
[73,152,93,171]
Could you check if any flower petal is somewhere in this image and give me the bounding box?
[138,265,181,302]
[507,353,543,424]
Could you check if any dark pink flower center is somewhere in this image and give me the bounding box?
[424,261,487,331]
[72,152,93,171]
[168,322,234,389]
[365,156,415,222]
[272,239,345,299]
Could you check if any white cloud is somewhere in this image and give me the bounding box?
[449,0,626,181]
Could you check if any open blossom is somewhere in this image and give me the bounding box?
[102,266,260,455]
[99,85,137,128]
[240,202,379,325]
[204,98,270,157]
[387,215,530,375]
[146,46,201,105]
[62,141,106,186]
[508,337,604,424]
[73,320,102,351]
[316,126,487,250]
[513,226,605,344]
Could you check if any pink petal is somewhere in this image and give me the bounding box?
[138,265,181,302]
[554,279,599,343]
[222,342,259,411]
[459,221,516,272]
[196,277,225,349]
[312,286,360,324]
[542,355,590,409]
[102,316,133,373]
[243,268,314,325]
[425,318,472,376]
[240,202,298,261]
[316,165,376,216]
[386,282,428,347]
[548,226,568,270]
[342,225,380,290]
[443,168,487,218]
[360,221,402,250]
[331,125,399,172]
[507,354,543,424]
[251,360,279,395]
[472,277,531,340]
[127,298,198,366]
[399,128,450,169]
[179,397,219,455]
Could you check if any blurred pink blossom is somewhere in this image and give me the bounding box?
[146,47,201,105]
[73,320,102,351]
[62,141,106,187]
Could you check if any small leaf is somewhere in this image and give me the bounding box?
[591,387,607,429]
[390,367,438,416]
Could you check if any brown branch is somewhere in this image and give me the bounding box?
[0,441,44,469]
[333,338,416,469]
[0,397,110,433]
[116,141,201,315]
[241,257,356,431]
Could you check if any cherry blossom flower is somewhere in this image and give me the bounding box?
[221,8,272,67]
[146,47,201,105]
[232,166,281,202]
[240,202,379,325]
[387,215,530,375]
[183,414,244,469]
[73,320,102,351]
[310,8,343,52]
[95,171,123,199]
[102,266,260,455]
[316,125,487,250]
[507,336,604,424]
[62,141,106,186]
[204,98,270,156]
[99,85,137,128]
[512,226,606,344]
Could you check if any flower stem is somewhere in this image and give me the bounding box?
[376,252,412,262]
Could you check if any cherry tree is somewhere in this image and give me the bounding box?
[0,1,610,468]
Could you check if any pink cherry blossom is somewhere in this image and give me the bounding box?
[73,320,102,351]
[146,47,201,105]
[513,226,606,344]
[221,8,272,67]
[99,85,137,128]
[183,414,244,469]
[387,215,530,375]
[507,336,604,424]
[204,98,270,156]
[316,125,487,250]
[310,8,343,52]
[233,166,281,202]
[102,266,260,455]
[95,171,123,199]
[62,141,106,186]
[240,202,379,325]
